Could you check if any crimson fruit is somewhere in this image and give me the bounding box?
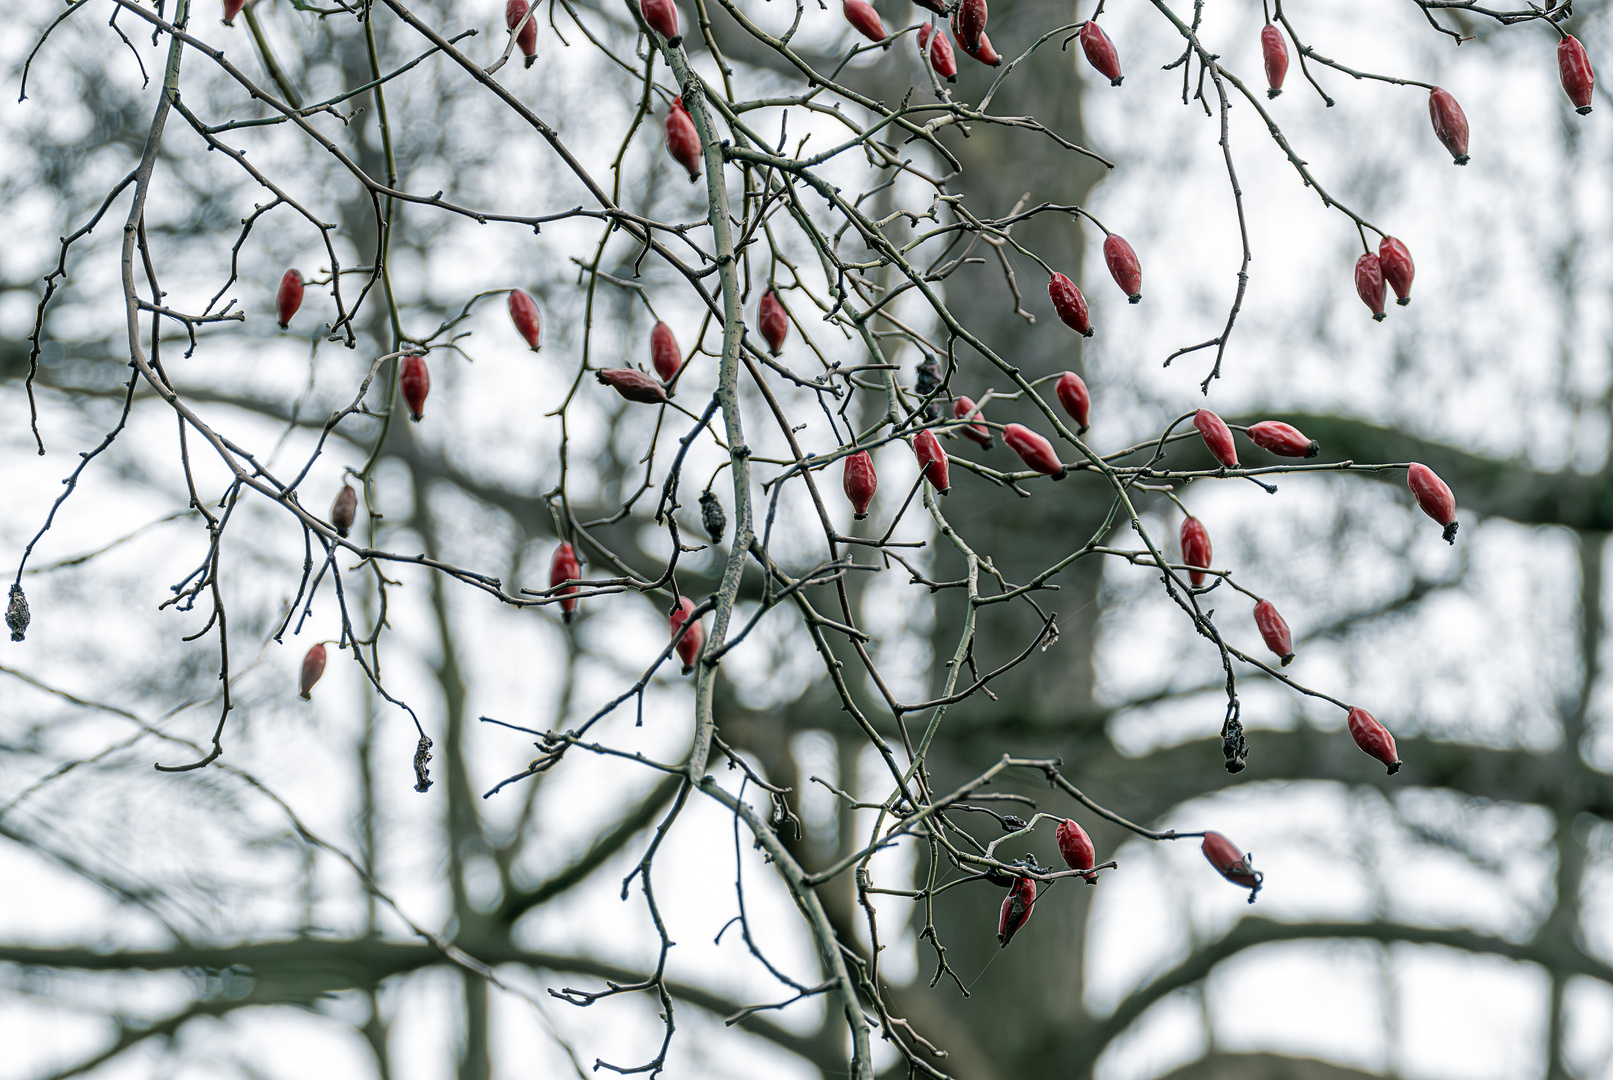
[508,288,543,351]
[1253,599,1294,666]
[997,875,1035,947]
[1246,420,1318,459]
[506,0,538,66]
[913,429,950,494]
[1559,34,1595,114]
[299,643,327,700]
[400,355,430,422]
[952,24,1002,66]
[1103,234,1142,303]
[1002,423,1066,479]
[952,397,994,448]
[1428,87,1470,165]
[1194,409,1238,468]
[1201,831,1261,893]
[640,0,679,40]
[1056,818,1098,883]
[918,23,957,80]
[1048,273,1093,337]
[758,290,789,355]
[650,321,681,383]
[1055,371,1090,433]
[670,596,704,675]
[1080,20,1123,85]
[551,542,581,623]
[1378,236,1415,306]
[596,368,669,404]
[1262,24,1288,98]
[1180,516,1212,588]
[1347,706,1401,774]
[1355,253,1386,322]
[955,0,986,53]
[1407,462,1458,543]
[842,0,886,42]
[665,97,701,182]
[223,0,244,26]
[843,450,878,519]
[276,269,304,329]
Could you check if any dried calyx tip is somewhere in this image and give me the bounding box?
[1127,293,1141,304]
[1578,105,1594,116]
[1397,297,1411,307]
[1443,521,1459,545]
[1268,88,1282,99]
[1372,312,1386,323]
[1387,761,1402,775]
[1453,155,1469,166]
[1280,653,1294,667]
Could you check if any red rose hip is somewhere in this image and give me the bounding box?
[1428,87,1470,165]
[1378,236,1415,306]
[1055,371,1090,432]
[1103,234,1142,303]
[955,0,986,53]
[670,596,703,674]
[1201,831,1262,897]
[1002,423,1066,479]
[842,0,886,41]
[508,288,543,351]
[913,429,950,494]
[506,0,538,66]
[1559,34,1595,114]
[1193,409,1238,468]
[650,321,681,383]
[843,450,878,519]
[299,643,327,700]
[920,24,958,80]
[1180,516,1212,588]
[953,26,1002,66]
[223,0,245,25]
[1080,20,1123,85]
[952,396,994,448]
[276,269,305,330]
[1354,253,1386,322]
[1246,420,1318,459]
[758,290,789,355]
[997,875,1035,947]
[1048,273,1093,337]
[1347,706,1401,774]
[640,0,679,40]
[399,355,430,422]
[1262,24,1288,97]
[1407,462,1458,543]
[664,97,701,182]
[1056,818,1098,883]
[1253,600,1294,665]
[596,368,669,404]
[551,542,582,622]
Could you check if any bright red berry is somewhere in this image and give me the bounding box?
[955,0,986,53]
[506,0,538,66]
[665,97,701,183]
[843,450,878,519]
[670,596,703,675]
[952,397,994,448]
[223,0,244,25]
[1377,236,1415,306]
[842,0,886,41]
[913,429,950,495]
[1080,21,1123,85]
[400,355,430,422]
[1355,253,1386,322]
[299,643,327,700]
[1002,423,1066,479]
[1048,273,1093,337]
[919,23,958,80]
[1559,34,1594,114]
[1253,600,1294,666]
[331,484,357,539]
[1262,24,1288,97]
[1055,372,1090,432]
[1246,420,1318,458]
[1407,462,1458,543]
[1180,516,1212,588]
[997,875,1036,947]
[640,0,679,40]
[596,368,669,404]
[551,542,581,623]
[952,23,1001,66]
[276,269,304,329]
[508,288,543,351]
[1193,409,1238,469]
[650,321,681,383]
[1347,706,1401,774]
[1103,235,1142,303]
[758,290,789,355]
[1056,819,1098,883]
[1201,832,1261,894]
[1428,87,1470,165]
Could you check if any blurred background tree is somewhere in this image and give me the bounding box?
[3,0,1612,1079]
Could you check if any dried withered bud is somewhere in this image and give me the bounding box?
[843,450,879,519]
[277,269,304,330]
[330,484,357,538]
[7,584,30,642]
[1407,462,1458,543]
[913,429,950,495]
[596,368,670,404]
[997,875,1036,947]
[1201,831,1262,901]
[299,643,327,700]
[1056,818,1098,883]
[1247,420,1318,458]
[1348,706,1402,774]
[1253,599,1294,666]
[914,358,943,422]
[700,489,726,543]
[414,733,434,793]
